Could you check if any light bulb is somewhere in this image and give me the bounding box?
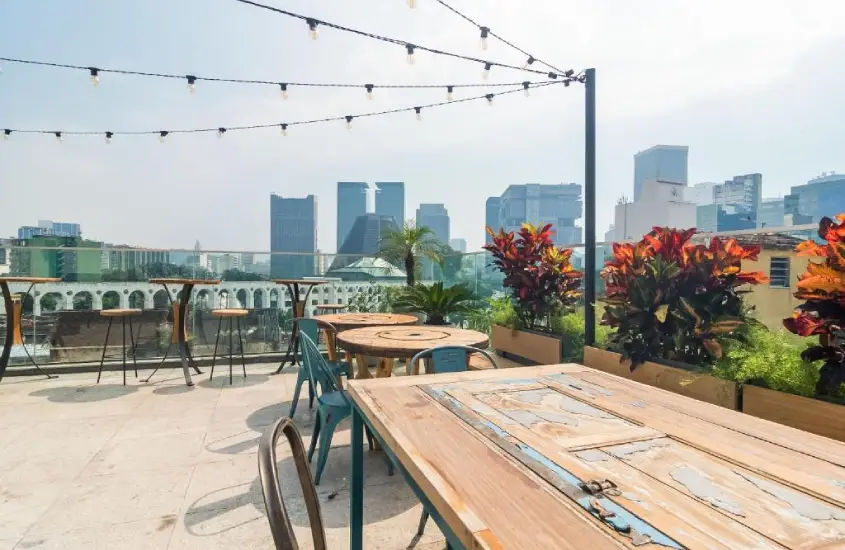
[406,44,416,65]
[480,27,489,50]
[407,0,416,8]
[280,124,288,137]
[280,83,288,100]
[446,86,454,101]
[217,127,226,139]
[414,107,421,121]
[482,62,491,80]
[54,131,63,143]
[186,75,197,94]
[522,56,535,69]
[523,82,530,97]
[89,68,99,86]
[345,116,353,130]
[159,131,168,143]
[3,129,10,140]
[307,19,318,40]
[486,94,494,106]
[105,132,113,144]
[366,84,374,100]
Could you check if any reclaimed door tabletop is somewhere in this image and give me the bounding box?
[337,326,488,379]
[347,363,845,550]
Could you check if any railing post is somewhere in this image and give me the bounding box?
[584,68,597,346]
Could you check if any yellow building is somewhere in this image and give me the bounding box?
[735,234,810,330]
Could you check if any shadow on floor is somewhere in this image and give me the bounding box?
[29,383,139,402]
[197,373,271,389]
[205,401,301,457]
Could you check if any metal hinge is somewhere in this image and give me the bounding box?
[581,480,655,547]
[580,479,621,497]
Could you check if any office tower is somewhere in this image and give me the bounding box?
[714,174,762,213]
[449,238,467,253]
[785,172,845,224]
[485,197,501,244]
[688,182,719,206]
[616,180,696,240]
[337,182,368,252]
[374,182,405,228]
[498,184,583,245]
[416,204,450,245]
[10,236,102,281]
[330,214,400,271]
[17,220,82,240]
[270,194,317,279]
[757,199,786,229]
[633,145,688,201]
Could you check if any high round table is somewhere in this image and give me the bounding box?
[315,313,419,376]
[273,279,329,373]
[0,276,62,381]
[336,325,489,379]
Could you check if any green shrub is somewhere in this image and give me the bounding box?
[712,327,819,397]
[488,296,521,329]
[553,310,613,362]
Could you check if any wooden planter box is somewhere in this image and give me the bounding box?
[742,385,845,442]
[490,325,561,365]
[582,346,740,410]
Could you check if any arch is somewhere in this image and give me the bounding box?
[128,290,145,310]
[102,290,121,310]
[218,290,230,309]
[40,292,65,312]
[236,289,248,309]
[195,289,212,310]
[269,289,280,309]
[153,289,170,309]
[19,294,35,315]
[253,289,264,309]
[72,291,93,311]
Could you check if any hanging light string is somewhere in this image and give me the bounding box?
[230,0,572,79]
[0,57,557,93]
[2,80,565,140]
[431,0,569,76]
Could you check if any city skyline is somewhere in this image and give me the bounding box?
[2,0,845,252]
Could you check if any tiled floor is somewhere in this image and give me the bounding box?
[0,363,446,549]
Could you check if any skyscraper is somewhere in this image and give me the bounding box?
[497,184,583,245]
[416,204,450,245]
[785,172,845,224]
[633,145,688,201]
[449,238,467,253]
[337,182,368,253]
[485,197,501,244]
[17,220,82,240]
[270,194,317,279]
[714,173,762,213]
[374,182,405,229]
[330,214,400,271]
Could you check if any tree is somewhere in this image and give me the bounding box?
[221,268,268,281]
[378,222,446,286]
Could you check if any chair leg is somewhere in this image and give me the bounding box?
[128,316,139,379]
[307,412,322,463]
[228,318,234,385]
[364,426,374,451]
[308,379,315,410]
[121,317,127,386]
[289,370,305,418]
[417,509,430,536]
[236,317,246,379]
[97,318,113,384]
[210,317,222,381]
[314,413,339,486]
[142,342,170,383]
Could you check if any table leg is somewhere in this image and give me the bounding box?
[0,282,13,382]
[274,283,299,374]
[375,358,394,378]
[176,283,196,387]
[354,354,371,379]
[350,408,364,550]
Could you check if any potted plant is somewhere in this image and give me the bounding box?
[767,214,845,440]
[484,223,582,364]
[393,282,476,325]
[585,227,767,409]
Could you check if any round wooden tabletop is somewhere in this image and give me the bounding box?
[0,277,63,284]
[336,326,489,358]
[315,312,419,331]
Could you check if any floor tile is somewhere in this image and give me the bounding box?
[14,517,177,550]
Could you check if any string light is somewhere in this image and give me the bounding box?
[405,44,416,65]
[482,62,492,80]
[522,81,530,97]
[365,84,374,100]
[407,0,417,8]
[414,107,422,121]
[105,131,113,144]
[159,131,168,143]
[279,83,288,100]
[479,27,490,50]
[54,131,63,143]
[522,56,535,69]
[446,85,454,101]
[88,67,99,86]
[3,129,10,140]
[186,75,197,93]
[280,123,288,136]
[345,115,353,129]
[217,127,227,139]
[485,93,493,106]
[307,18,319,40]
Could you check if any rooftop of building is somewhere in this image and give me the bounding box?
[634,144,689,156]
[732,232,806,251]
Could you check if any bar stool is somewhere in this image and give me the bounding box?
[314,303,348,315]
[210,308,248,385]
[98,308,142,385]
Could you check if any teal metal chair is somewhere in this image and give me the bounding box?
[299,332,379,485]
[409,345,498,544]
[288,318,352,419]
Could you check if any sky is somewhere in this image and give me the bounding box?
[1,0,844,253]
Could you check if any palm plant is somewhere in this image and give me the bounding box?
[393,282,477,325]
[378,222,445,286]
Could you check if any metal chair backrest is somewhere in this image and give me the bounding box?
[296,318,339,360]
[409,345,499,374]
[299,332,345,402]
[258,416,327,550]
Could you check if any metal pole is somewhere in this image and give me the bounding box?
[584,68,597,346]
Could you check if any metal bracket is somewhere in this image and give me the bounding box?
[580,479,621,497]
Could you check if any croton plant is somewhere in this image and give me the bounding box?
[783,214,845,395]
[601,227,767,369]
[484,223,583,331]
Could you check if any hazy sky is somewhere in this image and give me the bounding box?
[2,0,844,253]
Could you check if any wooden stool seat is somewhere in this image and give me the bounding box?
[211,309,249,318]
[100,308,142,317]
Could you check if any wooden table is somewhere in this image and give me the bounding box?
[336,325,487,379]
[348,364,845,550]
[316,313,419,376]
[272,279,328,373]
[0,277,62,381]
[146,278,219,386]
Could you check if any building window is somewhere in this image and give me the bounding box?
[769,257,790,288]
